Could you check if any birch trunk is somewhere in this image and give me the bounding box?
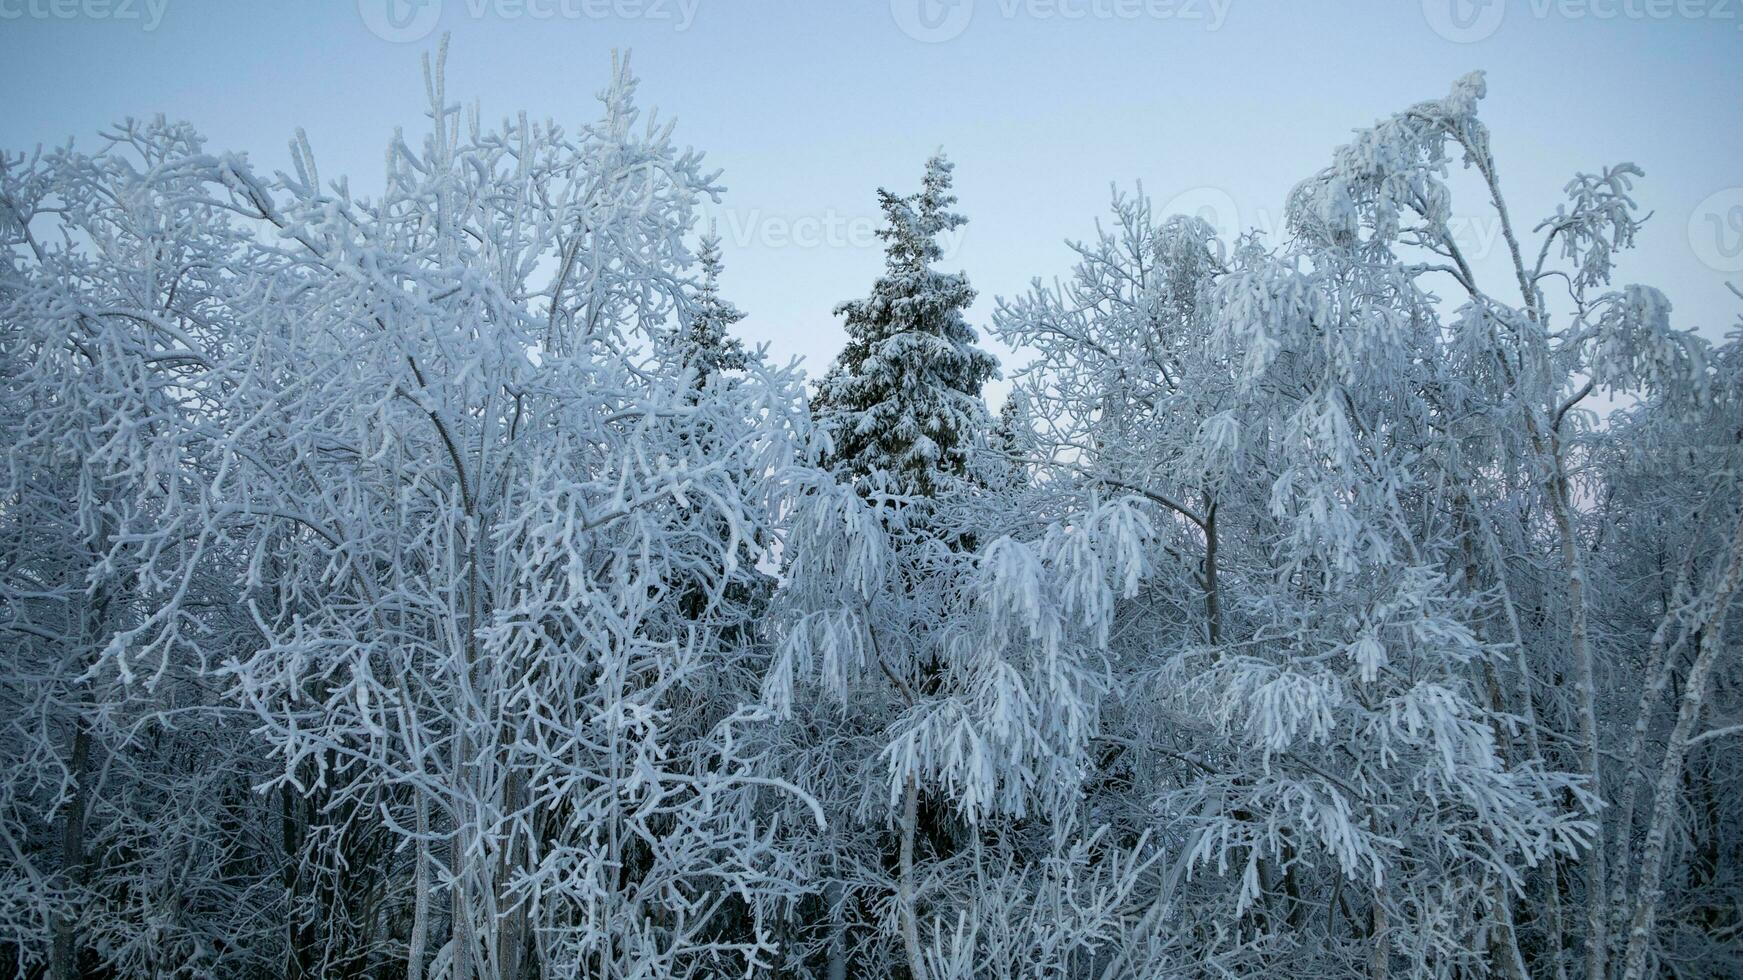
[899,775,927,980]
[825,878,849,980]
[408,795,431,980]
[1545,446,1610,980]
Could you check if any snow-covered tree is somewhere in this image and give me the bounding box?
[813,153,998,498]
[2,41,821,980]
[3,44,1737,980]
[988,71,1738,979]
[0,117,294,978]
[667,226,749,388]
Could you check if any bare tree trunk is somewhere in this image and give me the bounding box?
[1489,881,1532,980]
[899,775,927,980]
[50,577,110,980]
[452,515,481,980]
[1545,448,1610,980]
[48,721,89,980]
[408,795,431,980]
[496,770,527,980]
[1203,498,1222,646]
[281,783,318,979]
[451,767,474,980]
[1369,884,1389,980]
[825,878,848,980]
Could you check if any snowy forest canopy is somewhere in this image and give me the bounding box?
[2,41,1740,980]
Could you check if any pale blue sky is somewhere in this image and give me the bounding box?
[3,0,1739,390]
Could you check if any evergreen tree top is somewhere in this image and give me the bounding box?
[815,152,998,498]
[671,227,749,387]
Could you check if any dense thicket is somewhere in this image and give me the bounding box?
[2,46,1738,979]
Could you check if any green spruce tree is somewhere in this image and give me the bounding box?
[671,227,749,389]
[814,153,998,497]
